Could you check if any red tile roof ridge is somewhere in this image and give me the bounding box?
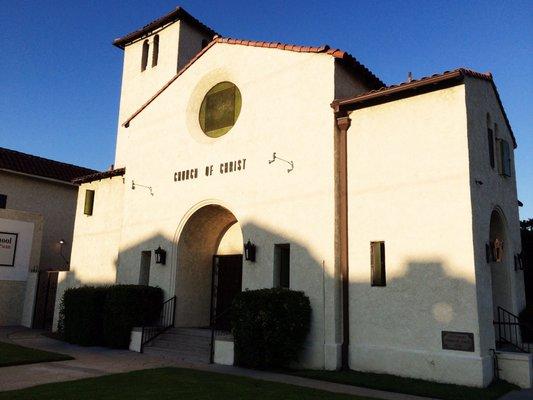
[113,6,217,49]
[0,146,98,183]
[337,68,492,102]
[72,167,126,184]
[333,68,516,148]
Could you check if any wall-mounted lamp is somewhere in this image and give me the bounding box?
[58,239,69,267]
[131,180,153,196]
[154,246,166,265]
[244,240,256,262]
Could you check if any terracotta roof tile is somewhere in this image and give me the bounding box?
[0,147,98,183]
[333,68,516,147]
[113,7,217,49]
[72,167,126,184]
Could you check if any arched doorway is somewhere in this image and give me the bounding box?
[175,204,244,328]
[489,209,512,319]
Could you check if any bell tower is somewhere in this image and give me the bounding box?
[113,7,217,126]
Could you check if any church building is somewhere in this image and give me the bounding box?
[52,7,529,388]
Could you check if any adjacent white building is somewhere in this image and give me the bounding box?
[53,7,529,388]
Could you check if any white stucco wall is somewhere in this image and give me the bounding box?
[115,20,213,165]
[346,85,492,386]
[101,37,370,368]
[53,175,125,330]
[465,77,525,362]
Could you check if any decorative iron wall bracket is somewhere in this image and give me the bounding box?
[268,152,294,173]
[131,180,153,196]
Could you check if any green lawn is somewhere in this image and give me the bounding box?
[0,341,73,367]
[290,369,519,400]
[0,368,375,400]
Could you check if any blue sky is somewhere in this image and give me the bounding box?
[1,0,531,218]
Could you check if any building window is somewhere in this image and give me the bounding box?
[199,81,242,138]
[370,241,386,286]
[151,35,159,67]
[84,190,95,216]
[141,40,149,71]
[498,139,512,177]
[274,244,290,288]
[487,128,495,169]
[139,251,151,286]
[0,194,6,209]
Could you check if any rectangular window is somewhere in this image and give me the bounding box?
[139,251,151,286]
[84,190,95,216]
[0,194,6,209]
[487,128,495,169]
[498,139,512,177]
[370,241,386,286]
[274,244,290,288]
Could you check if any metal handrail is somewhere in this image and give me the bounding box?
[209,306,233,363]
[140,296,176,353]
[494,306,532,353]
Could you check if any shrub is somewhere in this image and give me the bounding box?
[519,306,533,342]
[231,288,311,369]
[61,285,163,348]
[62,286,108,346]
[102,285,163,348]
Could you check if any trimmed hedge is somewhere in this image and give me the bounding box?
[231,288,311,369]
[519,306,533,342]
[61,285,163,348]
[103,285,163,348]
[62,286,108,346]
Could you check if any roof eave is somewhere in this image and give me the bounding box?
[332,69,516,148]
[113,7,217,49]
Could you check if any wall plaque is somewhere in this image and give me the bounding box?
[441,331,474,352]
[0,232,18,267]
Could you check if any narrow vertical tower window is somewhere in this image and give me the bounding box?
[141,40,149,71]
[152,35,159,67]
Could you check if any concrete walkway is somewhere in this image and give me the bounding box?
[499,389,533,400]
[0,326,439,399]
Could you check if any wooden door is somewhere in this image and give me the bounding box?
[212,254,242,331]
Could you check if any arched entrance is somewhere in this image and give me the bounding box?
[174,204,243,329]
[489,209,512,319]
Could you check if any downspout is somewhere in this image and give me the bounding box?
[333,103,351,370]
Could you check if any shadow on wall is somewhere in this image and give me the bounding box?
[54,213,505,381]
[349,261,487,354]
[107,215,499,371]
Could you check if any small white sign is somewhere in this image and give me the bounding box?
[0,232,18,267]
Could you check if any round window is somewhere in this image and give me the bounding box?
[199,82,242,138]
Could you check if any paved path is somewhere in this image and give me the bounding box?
[0,326,436,399]
[499,389,533,399]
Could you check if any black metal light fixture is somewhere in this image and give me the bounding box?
[58,239,70,267]
[244,240,256,262]
[154,246,166,265]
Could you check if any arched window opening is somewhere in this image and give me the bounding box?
[141,40,149,71]
[152,35,159,67]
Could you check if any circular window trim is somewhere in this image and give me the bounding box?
[198,81,242,138]
[185,70,242,144]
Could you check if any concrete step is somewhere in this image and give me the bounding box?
[157,332,211,343]
[144,345,210,364]
[148,338,210,351]
[166,327,213,338]
[143,327,214,364]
